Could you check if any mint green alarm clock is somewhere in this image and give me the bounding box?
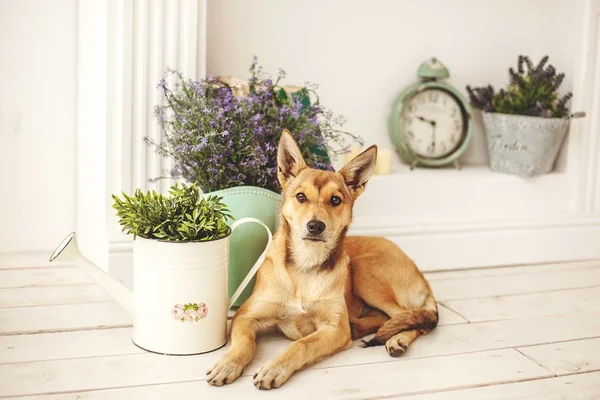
[388,58,472,169]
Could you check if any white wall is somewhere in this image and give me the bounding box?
[0,0,77,254]
[205,0,600,271]
[207,0,580,169]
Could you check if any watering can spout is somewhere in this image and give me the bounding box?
[49,232,134,316]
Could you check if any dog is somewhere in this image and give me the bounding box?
[207,129,438,389]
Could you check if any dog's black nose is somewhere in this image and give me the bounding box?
[307,220,326,235]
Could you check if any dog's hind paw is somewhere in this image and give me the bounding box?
[385,336,408,357]
[359,334,380,348]
[206,357,244,386]
[357,334,381,348]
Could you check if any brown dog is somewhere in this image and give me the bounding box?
[207,130,438,389]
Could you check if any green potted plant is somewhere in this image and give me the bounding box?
[145,57,363,306]
[466,55,584,177]
[111,182,234,354]
[112,182,233,243]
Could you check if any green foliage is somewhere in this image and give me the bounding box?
[111,182,233,242]
[466,55,572,118]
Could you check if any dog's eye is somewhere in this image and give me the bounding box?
[330,196,342,207]
[296,193,307,203]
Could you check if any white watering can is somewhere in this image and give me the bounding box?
[49,218,272,355]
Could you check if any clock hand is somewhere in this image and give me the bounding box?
[416,115,433,124]
[417,116,437,126]
[431,123,436,153]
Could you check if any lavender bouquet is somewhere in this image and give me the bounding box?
[145,57,363,193]
[466,55,573,118]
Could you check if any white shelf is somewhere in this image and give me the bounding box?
[352,165,572,231]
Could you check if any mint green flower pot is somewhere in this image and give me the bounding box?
[204,186,282,307]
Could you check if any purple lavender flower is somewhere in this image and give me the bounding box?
[145,58,363,192]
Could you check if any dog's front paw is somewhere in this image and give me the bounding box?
[206,356,244,386]
[253,360,294,390]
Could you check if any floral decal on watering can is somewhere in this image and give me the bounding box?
[171,303,208,322]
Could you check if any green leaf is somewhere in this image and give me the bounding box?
[276,87,288,105]
[110,182,232,242]
[291,87,311,111]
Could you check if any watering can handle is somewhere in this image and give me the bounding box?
[227,217,273,310]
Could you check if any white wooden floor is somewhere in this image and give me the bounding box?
[1,257,600,399]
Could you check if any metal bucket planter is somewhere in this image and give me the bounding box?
[481,112,570,177]
[130,218,272,355]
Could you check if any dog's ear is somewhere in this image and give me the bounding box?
[278,129,307,189]
[340,145,377,199]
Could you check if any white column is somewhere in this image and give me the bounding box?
[76,0,206,285]
[570,0,600,214]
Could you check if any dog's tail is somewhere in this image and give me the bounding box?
[362,294,439,347]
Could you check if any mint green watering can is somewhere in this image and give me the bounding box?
[204,186,282,307]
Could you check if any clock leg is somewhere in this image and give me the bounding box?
[453,160,461,170]
[410,160,418,170]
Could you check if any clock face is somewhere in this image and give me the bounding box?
[401,88,466,159]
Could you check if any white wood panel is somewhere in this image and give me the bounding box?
[572,0,600,213]
[443,287,600,322]
[0,303,132,335]
[132,0,148,191]
[425,259,600,281]
[0,253,69,269]
[159,0,177,193]
[178,0,199,78]
[518,337,600,376]
[0,285,110,308]
[430,265,600,300]
[395,371,600,400]
[0,268,91,289]
[383,222,600,272]
[0,349,551,398]
[145,0,163,193]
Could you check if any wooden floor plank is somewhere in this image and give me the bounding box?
[0,349,552,398]
[0,268,91,289]
[425,260,600,281]
[15,376,597,400]
[430,266,600,301]
[436,304,468,324]
[518,337,600,376]
[1,259,599,399]
[0,302,468,365]
[0,322,285,364]
[0,328,142,364]
[395,371,600,400]
[0,303,132,335]
[443,287,600,322]
[0,285,111,308]
[250,312,600,372]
